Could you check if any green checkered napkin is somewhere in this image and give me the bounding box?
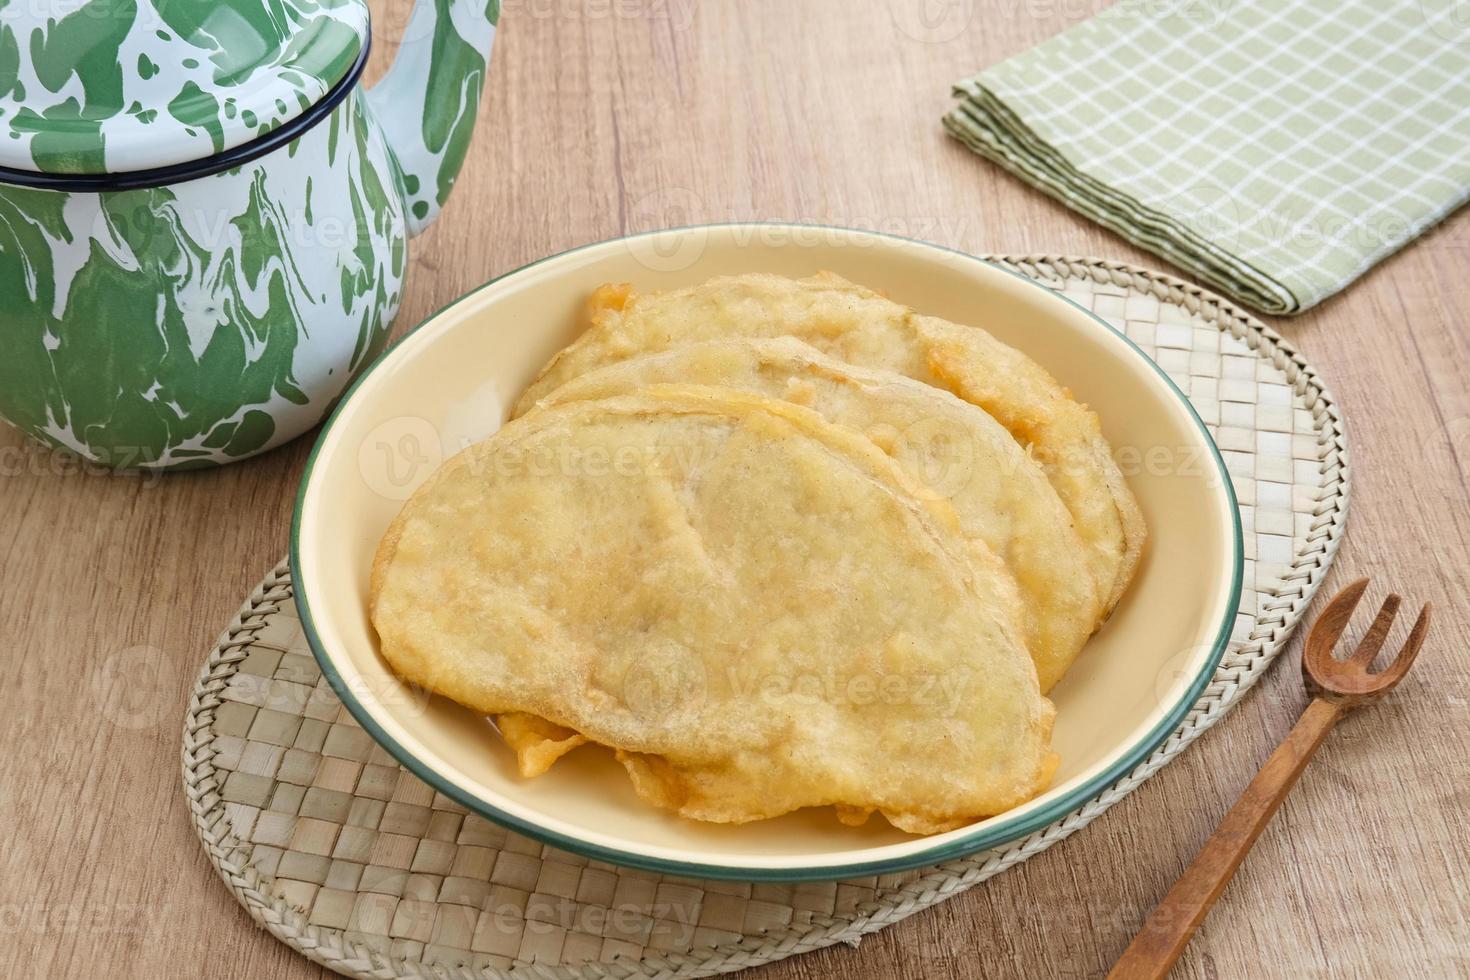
[946,0,1470,314]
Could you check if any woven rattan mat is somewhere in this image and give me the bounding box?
[183,257,1349,980]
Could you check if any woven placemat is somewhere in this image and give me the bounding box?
[182,256,1350,980]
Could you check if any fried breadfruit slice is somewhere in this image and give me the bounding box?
[497,712,587,777]
[371,389,1057,833]
[533,337,1100,692]
[513,273,1145,618]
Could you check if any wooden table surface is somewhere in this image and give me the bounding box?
[5,2,1468,977]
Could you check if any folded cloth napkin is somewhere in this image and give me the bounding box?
[945,0,1470,314]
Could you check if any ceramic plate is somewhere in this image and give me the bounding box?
[292,225,1243,881]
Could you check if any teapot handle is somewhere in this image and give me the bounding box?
[368,0,500,237]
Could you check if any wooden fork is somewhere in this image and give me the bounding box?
[1108,578,1431,980]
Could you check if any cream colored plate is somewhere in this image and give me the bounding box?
[291,225,1242,880]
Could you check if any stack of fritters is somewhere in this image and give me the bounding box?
[370,273,1145,834]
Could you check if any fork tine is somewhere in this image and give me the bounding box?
[1373,604,1432,688]
[1304,578,1369,673]
[1349,593,1401,667]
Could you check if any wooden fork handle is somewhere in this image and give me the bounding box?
[1107,697,1345,980]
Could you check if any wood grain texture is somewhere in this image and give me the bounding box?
[3,1,1468,977]
[1112,583,1434,980]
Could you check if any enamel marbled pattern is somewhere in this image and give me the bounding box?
[0,0,370,174]
[368,0,499,232]
[0,0,498,467]
[0,90,405,466]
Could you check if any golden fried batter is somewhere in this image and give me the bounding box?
[534,338,1101,691]
[516,273,1144,616]
[372,390,1057,832]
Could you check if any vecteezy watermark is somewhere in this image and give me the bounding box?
[1155,176,1247,254]
[1419,414,1470,481]
[726,665,976,716]
[624,188,710,273]
[1111,442,1218,484]
[0,900,152,937]
[358,414,445,501]
[1422,0,1470,43]
[974,0,1235,31]
[469,441,720,483]
[1156,178,1464,258]
[619,218,979,271]
[620,644,710,720]
[88,199,390,256]
[619,188,975,273]
[619,656,978,720]
[1153,643,1224,708]
[355,405,1224,502]
[500,0,698,29]
[0,442,165,486]
[0,0,168,28]
[356,414,732,500]
[92,645,175,731]
[378,888,698,945]
[867,416,983,501]
[890,0,977,43]
[1112,0,1235,28]
[321,670,438,716]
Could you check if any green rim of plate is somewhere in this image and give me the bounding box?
[291,224,1245,882]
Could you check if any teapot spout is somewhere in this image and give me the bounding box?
[368,0,499,236]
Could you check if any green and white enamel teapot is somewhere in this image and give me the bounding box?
[0,0,498,467]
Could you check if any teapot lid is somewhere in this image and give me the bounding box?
[0,0,369,180]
